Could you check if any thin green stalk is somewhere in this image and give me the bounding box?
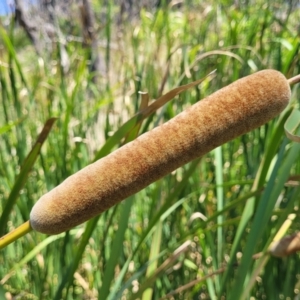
[0,118,56,235]
[214,146,223,293]
[219,108,292,297]
[229,139,300,299]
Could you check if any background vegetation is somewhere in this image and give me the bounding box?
[0,0,300,299]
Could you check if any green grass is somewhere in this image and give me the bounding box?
[0,1,300,299]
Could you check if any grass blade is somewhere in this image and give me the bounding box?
[0,118,57,235]
[229,139,300,299]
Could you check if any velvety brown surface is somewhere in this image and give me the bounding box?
[30,70,291,234]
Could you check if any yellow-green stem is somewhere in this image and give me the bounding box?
[0,221,32,250]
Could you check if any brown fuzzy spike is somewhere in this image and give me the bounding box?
[30,70,291,234]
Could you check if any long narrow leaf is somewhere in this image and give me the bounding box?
[0,118,57,235]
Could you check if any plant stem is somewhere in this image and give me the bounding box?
[288,74,300,85]
[0,221,32,250]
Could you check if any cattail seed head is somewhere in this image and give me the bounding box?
[30,70,291,234]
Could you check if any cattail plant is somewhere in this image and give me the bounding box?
[1,69,299,248]
[29,70,293,234]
